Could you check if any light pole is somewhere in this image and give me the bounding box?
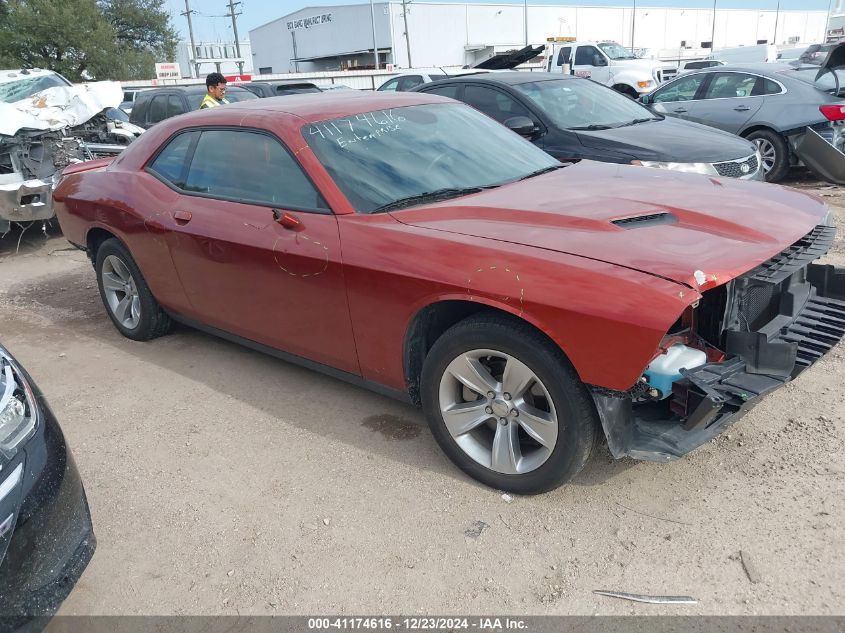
[630,0,636,52]
[710,0,717,50]
[524,0,528,47]
[773,0,781,45]
[370,0,379,69]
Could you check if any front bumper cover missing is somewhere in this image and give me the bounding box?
[592,224,845,462]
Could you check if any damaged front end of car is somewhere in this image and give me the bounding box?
[0,132,86,233]
[592,218,845,461]
[0,75,136,233]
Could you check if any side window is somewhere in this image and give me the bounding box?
[148,131,199,188]
[574,46,601,66]
[652,74,705,103]
[378,78,400,92]
[703,72,757,99]
[423,84,460,99]
[463,85,531,124]
[397,75,424,91]
[166,95,183,118]
[556,47,572,66]
[752,76,782,96]
[183,130,327,210]
[148,95,169,124]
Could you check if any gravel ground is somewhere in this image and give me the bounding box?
[0,170,843,616]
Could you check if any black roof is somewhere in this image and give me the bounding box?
[427,71,574,86]
[137,85,254,96]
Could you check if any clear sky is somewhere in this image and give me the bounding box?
[166,0,833,41]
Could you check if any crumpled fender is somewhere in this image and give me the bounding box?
[794,127,845,185]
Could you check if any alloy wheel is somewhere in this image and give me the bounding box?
[101,255,141,329]
[437,348,559,475]
[753,138,776,174]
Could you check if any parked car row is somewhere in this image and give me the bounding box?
[640,62,845,183]
[413,72,761,180]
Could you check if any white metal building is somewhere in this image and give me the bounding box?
[176,40,253,78]
[249,2,827,74]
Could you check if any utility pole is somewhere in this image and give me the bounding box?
[772,0,781,46]
[710,0,717,50]
[225,0,244,75]
[181,0,200,78]
[523,0,528,47]
[401,0,412,67]
[369,0,379,69]
[630,0,636,52]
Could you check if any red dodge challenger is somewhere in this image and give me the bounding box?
[53,91,845,493]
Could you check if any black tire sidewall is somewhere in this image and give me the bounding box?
[95,239,162,341]
[747,130,789,183]
[420,317,598,494]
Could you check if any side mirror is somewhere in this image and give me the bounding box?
[640,94,650,104]
[504,116,537,137]
[593,54,607,67]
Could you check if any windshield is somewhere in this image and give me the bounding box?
[185,89,259,109]
[514,78,658,130]
[598,42,638,60]
[0,73,71,103]
[105,107,129,121]
[304,103,559,214]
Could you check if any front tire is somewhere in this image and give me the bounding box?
[420,314,599,494]
[95,238,171,341]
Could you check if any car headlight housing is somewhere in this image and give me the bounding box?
[0,349,37,461]
[633,160,718,176]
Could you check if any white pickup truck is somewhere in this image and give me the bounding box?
[544,40,677,97]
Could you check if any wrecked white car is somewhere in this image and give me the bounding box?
[0,69,141,233]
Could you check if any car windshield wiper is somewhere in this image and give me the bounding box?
[568,124,617,130]
[617,117,660,127]
[518,164,566,181]
[371,187,487,213]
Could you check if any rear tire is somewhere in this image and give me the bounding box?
[746,129,789,183]
[95,238,171,341]
[420,313,599,494]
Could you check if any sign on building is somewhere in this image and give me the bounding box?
[155,62,181,80]
[287,13,332,30]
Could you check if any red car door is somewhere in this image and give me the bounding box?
[149,128,359,374]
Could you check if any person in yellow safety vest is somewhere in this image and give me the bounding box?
[199,72,229,109]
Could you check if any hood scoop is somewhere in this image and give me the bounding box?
[612,212,678,229]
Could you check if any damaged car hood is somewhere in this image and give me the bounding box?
[390,161,829,289]
[0,82,122,137]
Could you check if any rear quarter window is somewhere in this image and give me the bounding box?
[147,132,200,188]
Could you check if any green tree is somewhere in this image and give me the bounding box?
[101,0,177,79]
[0,0,177,81]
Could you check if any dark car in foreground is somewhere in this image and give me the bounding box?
[241,80,322,98]
[0,345,95,625]
[641,63,845,182]
[128,85,258,129]
[54,92,844,494]
[414,72,761,180]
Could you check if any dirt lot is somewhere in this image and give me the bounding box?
[1,171,843,616]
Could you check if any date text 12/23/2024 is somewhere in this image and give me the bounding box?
[308,618,529,630]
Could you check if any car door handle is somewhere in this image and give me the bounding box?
[733,105,751,111]
[273,209,302,231]
[672,108,688,114]
[173,210,192,223]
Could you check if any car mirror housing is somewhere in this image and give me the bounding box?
[503,116,537,137]
[593,55,608,67]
